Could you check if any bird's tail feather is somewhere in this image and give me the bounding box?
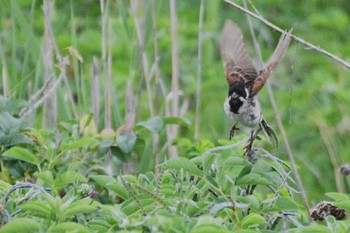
[259,119,279,148]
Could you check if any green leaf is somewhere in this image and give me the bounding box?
[0,180,12,192]
[61,137,98,152]
[162,116,191,127]
[48,222,91,233]
[35,170,54,185]
[0,112,25,134]
[0,132,34,147]
[190,224,231,233]
[288,224,331,233]
[241,213,266,228]
[2,147,39,166]
[333,200,350,211]
[166,157,202,177]
[0,218,40,233]
[236,173,271,186]
[116,131,137,154]
[90,175,116,188]
[273,197,299,211]
[63,198,99,219]
[54,171,87,189]
[325,192,349,201]
[135,116,164,133]
[19,201,51,218]
[106,183,129,200]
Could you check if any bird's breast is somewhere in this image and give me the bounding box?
[224,96,262,127]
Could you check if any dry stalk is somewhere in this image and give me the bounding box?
[194,0,205,141]
[169,0,180,158]
[90,57,100,125]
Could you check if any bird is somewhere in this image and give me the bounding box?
[220,20,292,147]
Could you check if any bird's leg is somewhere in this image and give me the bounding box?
[244,129,259,161]
[229,122,240,140]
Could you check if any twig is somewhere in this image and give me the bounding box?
[224,0,350,69]
[194,0,205,141]
[241,0,310,211]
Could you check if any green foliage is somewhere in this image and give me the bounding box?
[1,0,350,231]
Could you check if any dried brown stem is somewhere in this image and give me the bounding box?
[194,0,205,141]
[169,0,180,158]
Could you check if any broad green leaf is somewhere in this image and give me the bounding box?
[190,224,230,233]
[273,197,299,211]
[35,170,54,185]
[19,201,51,218]
[48,222,91,233]
[61,137,98,152]
[135,116,164,133]
[325,192,349,201]
[63,198,100,219]
[333,200,350,211]
[166,157,202,177]
[106,183,129,200]
[116,131,137,154]
[90,175,116,188]
[0,218,39,233]
[0,133,34,147]
[54,171,87,189]
[0,112,25,134]
[288,225,331,233]
[0,180,12,192]
[237,173,271,186]
[2,147,39,166]
[241,213,266,228]
[201,153,216,174]
[162,116,191,127]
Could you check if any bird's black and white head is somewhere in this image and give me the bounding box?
[228,81,249,99]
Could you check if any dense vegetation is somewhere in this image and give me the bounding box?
[1,0,350,232]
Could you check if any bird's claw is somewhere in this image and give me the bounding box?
[229,123,240,140]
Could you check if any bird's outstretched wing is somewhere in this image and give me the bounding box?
[220,20,258,85]
[250,29,292,96]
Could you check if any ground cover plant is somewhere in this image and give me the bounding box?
[1,0,350,232]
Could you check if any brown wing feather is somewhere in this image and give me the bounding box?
[220,20,257,85]
[251,29,292,96]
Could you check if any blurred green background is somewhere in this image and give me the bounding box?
[1,0,350,203]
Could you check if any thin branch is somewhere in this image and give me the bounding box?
[194,0,205,141]
[224,0,350,69]
[241,0,310,211]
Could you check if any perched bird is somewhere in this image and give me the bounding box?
[220,20,292,146]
